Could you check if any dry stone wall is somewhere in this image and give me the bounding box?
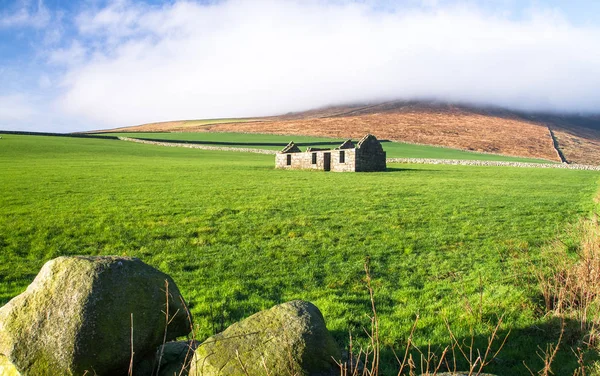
[388,158,600,170]
[119,137,600,171]
[119,137,277,154]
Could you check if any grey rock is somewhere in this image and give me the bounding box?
[0,256,191,376]
[190,300,341,376]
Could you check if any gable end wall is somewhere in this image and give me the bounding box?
[356,149,386,171]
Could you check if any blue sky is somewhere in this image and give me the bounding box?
[1,0,600,132]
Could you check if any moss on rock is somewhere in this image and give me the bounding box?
[190,300,340,376]
[0,354,21,376]
[0,256,192,376]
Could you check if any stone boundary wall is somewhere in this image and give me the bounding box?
[133,137,349,148]
[118,137,277,154]
[119,137,600,170]
[387,158,600,171]
[0,130,119,140]
[547,127,568,163]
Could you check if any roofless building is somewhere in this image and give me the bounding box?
[275,134,386,172]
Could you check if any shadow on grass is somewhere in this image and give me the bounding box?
[332,317,598,375]
[202,281,286,334]
[386,167,441,173]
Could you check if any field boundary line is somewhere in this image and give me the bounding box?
[119,137,600,170]
[118,137,277,154]
[547,127,569,163]
[388,158,600,170]
[0,130,119,140]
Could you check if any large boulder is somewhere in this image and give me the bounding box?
[0,355,20,376]
[190,300,340,376]
[0,256,192,376]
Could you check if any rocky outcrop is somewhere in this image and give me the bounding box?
[190,300,341,376]
[0,256,191,376]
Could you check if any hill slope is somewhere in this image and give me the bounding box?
[97,101,600,164]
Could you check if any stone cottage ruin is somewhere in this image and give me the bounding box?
[275,134,386,172]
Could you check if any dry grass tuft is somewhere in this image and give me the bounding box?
[335,260,508,376]
[536,216,600,349]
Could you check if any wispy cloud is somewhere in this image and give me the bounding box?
[0,94,38,130]
[0,0,50,29]
[48,41,87,66]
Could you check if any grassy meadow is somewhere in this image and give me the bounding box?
[103,131,554,163]
[1,134,598,374]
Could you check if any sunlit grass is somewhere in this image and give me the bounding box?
[0,134,597,374]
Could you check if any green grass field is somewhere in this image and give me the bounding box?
[103,131,554,163]
[0,134,597,374]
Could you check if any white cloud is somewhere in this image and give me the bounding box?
[38,74,51,89]
[76,0,147,39]
[0,93,78,132]
[0,0,50,29]
[0,94,34,119]
[48,41,87,66]
[0,94,38,131]
[53,0,600,130]
[1,0,597,132]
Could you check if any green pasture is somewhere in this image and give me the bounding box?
[0,134,597,374]
[102,131,553,163]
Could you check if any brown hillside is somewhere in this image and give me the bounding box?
[552,129,600,165]
[98,101,600,164]
[210,104,560,162]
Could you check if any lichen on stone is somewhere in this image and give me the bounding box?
[190,300,340,376]
[0,256,192,376]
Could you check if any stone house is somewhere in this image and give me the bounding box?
[275,134,386,172]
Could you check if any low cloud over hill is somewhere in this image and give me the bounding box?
[103,100,600,165]
[1,1,600,132]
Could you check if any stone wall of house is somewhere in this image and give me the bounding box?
[275,135,387,172]
[356,148,386,172]
[330,149,356,172]
[276,150,328,170]
[355,134,387,172]
[276,149,359,171]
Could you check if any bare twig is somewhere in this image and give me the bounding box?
[128,313,134,376]
[156,280,170,376]
[235,349,251,376]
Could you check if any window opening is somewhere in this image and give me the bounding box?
[286,154,292,165]
[339,150,345,163]
[312,153,317,164]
